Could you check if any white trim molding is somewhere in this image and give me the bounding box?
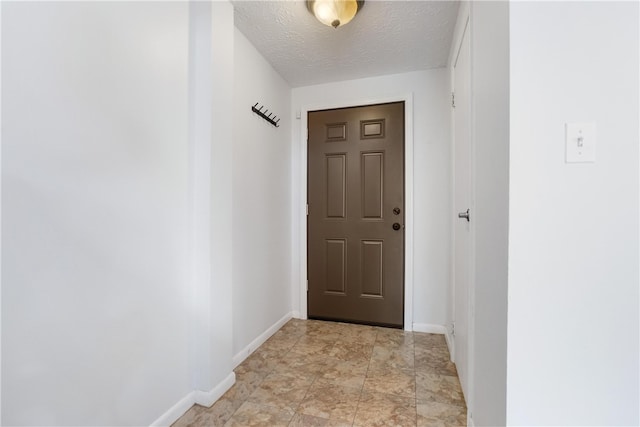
[193,372,236,407]
[445,330,455,362]
[152,312,296,426]
[412,323,455,362]
[412,323,448,335]
[150,372,235,427]
[150,391,197,427]
[232,312,293,368]
[298,93,415,331]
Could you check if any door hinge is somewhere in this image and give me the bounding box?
[306,280,309,292]
[451,322,456,337]
[451,92,456,108]
[306,204,309,216]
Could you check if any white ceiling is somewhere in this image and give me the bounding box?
[232,0,460,87]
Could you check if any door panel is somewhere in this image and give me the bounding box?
[454,20,471,402]
[325,239,346,294]
[361,240,384,297]
[361,152,384,218]
[308,102,404,327]
[326,154,347,218]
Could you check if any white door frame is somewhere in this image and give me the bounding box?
[297,94,415,331]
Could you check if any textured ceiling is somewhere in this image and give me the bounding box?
[232,0,460,87]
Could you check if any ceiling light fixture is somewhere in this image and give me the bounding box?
[306,0,364,29]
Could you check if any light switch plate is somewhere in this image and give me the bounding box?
[566,122,596,163]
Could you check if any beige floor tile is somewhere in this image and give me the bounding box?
[414,332,448,348]
[289,412,330,426]
[339,325,378,345]
[415,348,457,377]
[261,334,300,354]
[247,371,315,410]
[235,351,279,377]
[303,328,343,342]
[173,319,465,427]
[272,352,333,377]
[234,369,268,394]
[173,401,240,427]
[225,401,294,427]
[304,321,347,340]
[326,420,353,427]
[416,362,458,377]
[290,337,336,357]
[325,420,354,427]
[297,383,361,423]
[375,328,415,348]
[417,401,467,427]
[363,366,416,397]
[353,391,417,427]
[329,341,373,363]
[171,405,206,427]
[370,344,415,370]
[416,372,466,408]
[418,343,449,355]
[416,420,448,427]
[194,380,258,426]
[314,358,369,389]
[198,399,243,427]
[278,319,312,337]
[227,372,265,399]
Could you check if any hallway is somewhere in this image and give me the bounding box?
[173,319,466,426]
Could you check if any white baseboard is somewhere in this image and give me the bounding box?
[150,390,197,427]
[412,323,455,361]
[193,372,236,407]
[468,412,474,427]
[151,311,296,426]
[232,311,293,368]
[291,310,303,319]
[150,372,236,426]
[445,331,455,361]
[412,323,447,334]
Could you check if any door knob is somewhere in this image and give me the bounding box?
[392,222,401,231]
[458,209,470,222]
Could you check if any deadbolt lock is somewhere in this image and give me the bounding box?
[393,207,401,215]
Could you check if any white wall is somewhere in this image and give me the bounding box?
[468,2,510,426]
[207,0,235,390]
[507,2,639,425]
[291,70,451,330]
[1,3,4,424]
[188,0,236,399]
[232,29,292,357]
[2,2,191,425]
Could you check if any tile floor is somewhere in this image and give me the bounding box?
[173,319,466,427]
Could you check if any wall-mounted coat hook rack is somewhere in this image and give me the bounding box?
[251,103,280,128]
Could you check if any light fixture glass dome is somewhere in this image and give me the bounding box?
[307,0,364,29]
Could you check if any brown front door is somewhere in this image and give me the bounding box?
[307,102,405,327]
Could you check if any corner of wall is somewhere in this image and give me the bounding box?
[193,373,236,408]
[412,323,448,335]
[445,330,455,361]
[150,372,236,427]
